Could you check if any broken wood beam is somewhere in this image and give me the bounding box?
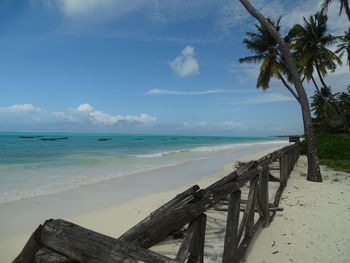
[37,219,180,263]
[237,176,258,241]
[176,214,207,263]
[35,247,75,263]
[257,169,269,227]
[151,185,200,217]
[13,224,44,263]
[222,190,241,263]
[245,177,258,238]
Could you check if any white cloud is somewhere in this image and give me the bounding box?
[146,89,242,95]
[222,121,243,129]
[0,103,157,130]
[76,103,94,112]
[88,111,156,126]
[60,0,113,16]
[170,45,199,77]
[280,0,348,35]
[53,111,76,122]
[48,0,147,19]
[8,104,42,111]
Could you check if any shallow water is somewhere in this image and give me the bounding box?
[0,132,287,203]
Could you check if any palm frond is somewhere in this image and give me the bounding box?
[238,55,264,64]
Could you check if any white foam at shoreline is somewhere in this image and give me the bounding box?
[0,140,288,204]
[134,140,287,158]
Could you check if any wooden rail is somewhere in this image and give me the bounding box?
[13,142,300,263]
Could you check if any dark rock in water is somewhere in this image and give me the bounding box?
[171,137,178,140]
[134,137,144,140]
[98,138,112,141]
[40,137,68,141]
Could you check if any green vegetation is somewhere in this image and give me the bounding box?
[301,133,350,172]
[239,0,350,177]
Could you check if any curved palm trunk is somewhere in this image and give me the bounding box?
[314,64,350,133]
[278,73,301,104]
[239,0,322,182]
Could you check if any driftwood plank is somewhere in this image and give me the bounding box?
[40,219,179,263]
[35,247,75,263]
[151,185,200,217]
[257,169,269,227]
[194,214,206,263]
[222,190,241,263]
[176,214,206,263]
[236,176,258,241]
[279,156,286,187]
[12,224,44,263]
[245,177,258,238]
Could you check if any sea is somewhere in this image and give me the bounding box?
[0,132,288,204]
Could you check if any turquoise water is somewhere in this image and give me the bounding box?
[0,132,287,203]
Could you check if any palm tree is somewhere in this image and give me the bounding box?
[321,0,350,21]
[238,17,300,102]
[311,87,338,127]
[336,28,350,69]
[239,0,322,182]
[311,86,350,132]
[288,13,341,88]
[288,13,349,133]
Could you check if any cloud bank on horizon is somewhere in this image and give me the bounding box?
[0,103,156,132]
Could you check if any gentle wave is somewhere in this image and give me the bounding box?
[134,140,287,158]
[0,137,288,204]
[0,157,206,204]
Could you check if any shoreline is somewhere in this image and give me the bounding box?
[0,143,286,261]
[2,143,349,262]
[0,133,287,205]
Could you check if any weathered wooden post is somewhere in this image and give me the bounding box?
[257,169,269,227]
[279,156,287,187]
[176,214,207,263]
[222,190,241,263]
[245,177,258,239]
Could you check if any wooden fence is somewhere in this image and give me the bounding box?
[13,142,300,263]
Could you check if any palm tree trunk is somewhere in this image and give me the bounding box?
[239,0,322,182]
[314,64,350,133]
[278,73,301,104]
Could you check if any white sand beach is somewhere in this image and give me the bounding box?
[1,145,349,262]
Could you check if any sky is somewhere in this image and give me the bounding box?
[0,0,349,136]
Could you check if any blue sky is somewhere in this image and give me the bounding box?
[0,0,348,136]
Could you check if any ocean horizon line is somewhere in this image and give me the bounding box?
[0,130,281,138]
